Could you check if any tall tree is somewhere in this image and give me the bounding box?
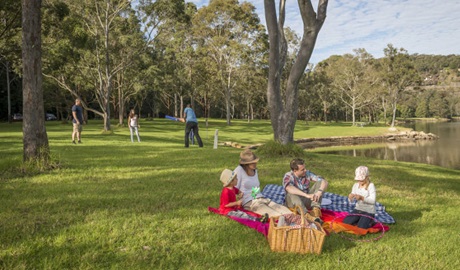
[193,0,264,125]
[323,50,377,126]
[22,0,49,162]
[264,0,328,144]
[306,65,333,123]
[380,44,420,128]
[43,0,141,131]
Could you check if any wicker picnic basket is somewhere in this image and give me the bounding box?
[267,207,326,254]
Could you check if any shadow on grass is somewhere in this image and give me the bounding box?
[391,208,430,224]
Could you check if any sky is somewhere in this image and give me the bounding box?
[189,0,460,65]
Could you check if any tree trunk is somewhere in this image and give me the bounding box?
[225,87,232,125]
[391,103,397,128]
[118,77,125,125]
[22,0,49,162]
[180,95,184,118]
[103,1,111,132]
[323,102,327,123]
[264,0,328,144]
[174,93,178,117]
[351,104,356,126]
[6,61,12,123]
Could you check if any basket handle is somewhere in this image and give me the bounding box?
[294,205,305,226]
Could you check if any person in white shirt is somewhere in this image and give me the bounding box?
[128,109,141,143]
[343,166,376,229]
[234,149,292,217]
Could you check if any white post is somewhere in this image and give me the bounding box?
[213,129,218,149]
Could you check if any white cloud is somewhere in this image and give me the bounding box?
[189,0,460,64]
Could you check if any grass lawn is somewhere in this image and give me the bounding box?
[0,119,459,269]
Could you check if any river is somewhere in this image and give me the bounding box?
[315,120,460,170]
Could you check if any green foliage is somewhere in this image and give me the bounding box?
[257,140,305,158]
[415,97,428,118]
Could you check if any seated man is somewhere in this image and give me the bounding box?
[282,158,328,224]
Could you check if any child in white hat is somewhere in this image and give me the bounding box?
[342,166,377,229]
[219,169,268,223]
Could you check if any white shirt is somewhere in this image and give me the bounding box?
[130,115,138,127]
[234,165,264,206]
[350,182,376,214]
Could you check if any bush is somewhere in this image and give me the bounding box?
[257,140,305,158]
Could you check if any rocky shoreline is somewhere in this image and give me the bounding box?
[221,130,438,150]
[295,130,439,149]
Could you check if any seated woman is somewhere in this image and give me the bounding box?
[343,166,376,229]
[234,149,292,217]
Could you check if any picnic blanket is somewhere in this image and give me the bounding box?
[321,209,390,235]
[262,184,395,224]
[208,206,388,237]
[208,207,270,236]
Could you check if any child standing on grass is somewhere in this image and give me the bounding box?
[128,109,141,143]
[219,169,268,223]
[343,166,376,229]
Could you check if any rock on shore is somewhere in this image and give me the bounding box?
[295,130,438,149]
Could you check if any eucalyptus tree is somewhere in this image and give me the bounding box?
[236,64,268,122]
[43,0,145,131]
[136,0,193,117]
[380,44,420,128]
[264,0,328,144]
[109,8,151,125]
[22,0,49,162]
[231,14,268,122]
[192,0,264,125]
[323,50,377,126]
[305,63,334,123]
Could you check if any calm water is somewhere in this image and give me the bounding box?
[316,121,460,170]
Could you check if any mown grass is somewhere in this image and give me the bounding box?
[0,119,459,270]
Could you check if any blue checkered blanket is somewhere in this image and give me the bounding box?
[262,184,395,224]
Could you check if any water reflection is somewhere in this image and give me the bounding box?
[315,121,460,170]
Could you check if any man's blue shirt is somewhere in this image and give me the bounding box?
[184,107,198,123]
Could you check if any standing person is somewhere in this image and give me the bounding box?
[72,98,84,144]
[183,104,203,148]
[235,149,292,217]
[219,169,268,222]
[343,166,376,229]
[282,158,329,224]
[128,109,141,143]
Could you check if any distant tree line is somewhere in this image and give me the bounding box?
[1,0,460,127]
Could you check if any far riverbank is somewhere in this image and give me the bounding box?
[296,130,438,149]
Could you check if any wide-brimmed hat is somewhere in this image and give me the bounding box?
[220,169,237,187]
[239,149,259,165]
[354,166,369,181]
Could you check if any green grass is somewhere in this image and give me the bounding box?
[0,119,459,269]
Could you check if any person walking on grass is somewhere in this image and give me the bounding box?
[282,158,329,224]
[219,169,268,223]
[342,166,376,229]
[72,98,84,144]
[128,109,141,143]
[183,104,203,148]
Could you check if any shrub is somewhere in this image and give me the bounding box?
[257,140,305,158]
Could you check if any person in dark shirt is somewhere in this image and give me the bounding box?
[72,98,84,144]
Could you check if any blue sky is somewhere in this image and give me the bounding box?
[190,0,460,64]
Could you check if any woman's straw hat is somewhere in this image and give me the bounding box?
[239,149,259,165]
